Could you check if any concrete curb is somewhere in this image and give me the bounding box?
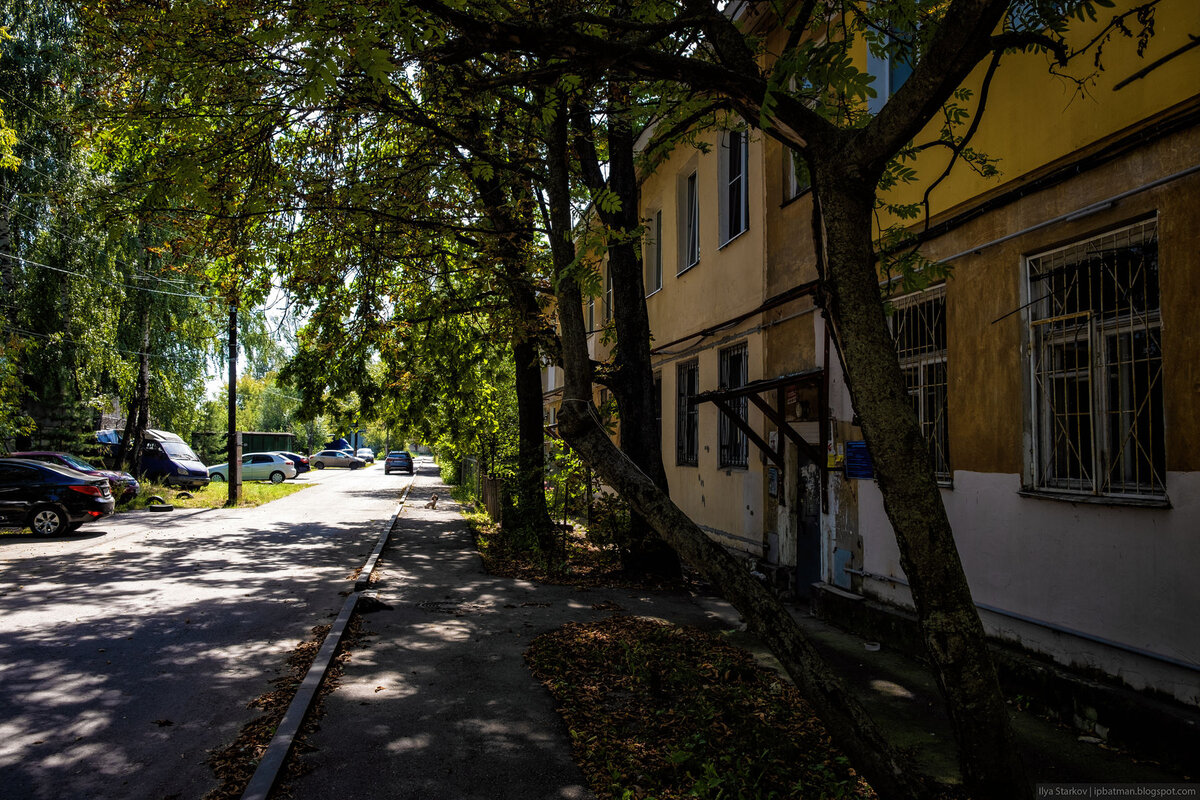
[240,478,413,800]
[355,482,411,592]
[240,590,360,800]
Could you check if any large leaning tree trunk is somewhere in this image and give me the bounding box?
[813,162,1025,798]
[571,86,679,578]
[540,107,925,800]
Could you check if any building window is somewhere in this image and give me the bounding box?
[718,343,748,468]
[604,269,613,322]
[785,149,811,201]
[654,372,663,447]
[719,129,748,244]
[676,360,699,466]
[891,287,950,483]
[645,209,663,294]
[1027,219,1164,498]
[586,295,595,332]
[679,169,699,273]
[867,41,913,114]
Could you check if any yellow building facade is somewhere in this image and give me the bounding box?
[554,1,1200,709]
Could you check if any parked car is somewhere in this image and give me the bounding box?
[7,451,140,502]
[356,447,375,464]
[207,452,298,484]
[273,451,311,475]
[384,451,414,475]
[96,428,210,489]
[0,458,115,535]
[310,449,365,470]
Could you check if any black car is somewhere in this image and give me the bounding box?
[384,451,414,475]
[8,450,140,502]
[0,458,116,535]
[273,451,312,474]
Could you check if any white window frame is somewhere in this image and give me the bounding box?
[678,169,700,274]
[719,128,749,245]
[1025,218,1165,499]
[645,208,663,294]
[603,268,613,323]
[785,148,811,201]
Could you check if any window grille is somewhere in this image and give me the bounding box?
[718,343,749,468]
[676,360,699,466]
[654,373,663,446]
[1028,219,1164,497]
[891,287,950,482]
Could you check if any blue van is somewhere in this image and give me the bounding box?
[96,428,211,489]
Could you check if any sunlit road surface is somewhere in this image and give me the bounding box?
[0,461,417,799]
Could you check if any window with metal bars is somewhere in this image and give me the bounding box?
[718,343,749,468]
[1027,219,1165,498]
[891,287,951,483]
[676,360,699,466]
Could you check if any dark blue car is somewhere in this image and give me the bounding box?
[384,451,414,475]
[273,451,311,474]
[0,458,115,535]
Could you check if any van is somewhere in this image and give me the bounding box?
[96,428,212,489]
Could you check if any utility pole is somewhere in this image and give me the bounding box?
[227,302,242,506]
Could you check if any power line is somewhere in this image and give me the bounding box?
[3,324,199,362]
[12,253,214,299]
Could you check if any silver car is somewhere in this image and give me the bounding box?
[207,452,298,484]
[311,449,365,470]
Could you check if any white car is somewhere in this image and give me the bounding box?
[207,452,298,484]
[356,447,375,464]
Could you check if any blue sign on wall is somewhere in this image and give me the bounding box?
[844,440,875,480]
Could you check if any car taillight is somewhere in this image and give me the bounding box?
[301,458,308,464]
[70,484,104,497]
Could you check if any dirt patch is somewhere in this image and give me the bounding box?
[473,522,684,592]
[526,615,878,800]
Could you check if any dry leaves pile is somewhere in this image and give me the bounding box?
[526,615,877,800]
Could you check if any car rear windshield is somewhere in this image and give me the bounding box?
[59,453,98,471]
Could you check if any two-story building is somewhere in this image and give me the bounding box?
[552,1,1200,712]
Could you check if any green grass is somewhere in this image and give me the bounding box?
[124,479,310,510]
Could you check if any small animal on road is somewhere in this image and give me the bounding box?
[425,493,439,509]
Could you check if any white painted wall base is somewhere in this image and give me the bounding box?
[853,470,1200,707]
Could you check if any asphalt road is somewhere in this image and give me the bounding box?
[0,460,417,800]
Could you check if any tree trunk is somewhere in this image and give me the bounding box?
[115,308,152,475]
[0,178,13,305]
[510,319,555,545]
[554,271,927,800]
[572,89,679,577]
[815,169,1027,799]
[543,109,924,800]
[469,166,555,544]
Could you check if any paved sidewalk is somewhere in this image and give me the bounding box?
[286,473,727,800]
[288,468,1194,799]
